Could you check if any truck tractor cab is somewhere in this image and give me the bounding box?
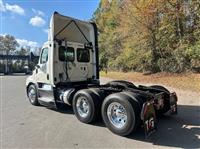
[26,12,177,137]
[51,12,99,84]
[26,12,99,107]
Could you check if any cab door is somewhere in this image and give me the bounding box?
[36,47,49,83]
[36,46,56,108]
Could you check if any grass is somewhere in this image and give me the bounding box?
[100,71,200,92]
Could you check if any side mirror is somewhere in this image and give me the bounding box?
[35,65,40,69]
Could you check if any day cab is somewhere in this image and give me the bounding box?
[26,12,177,137]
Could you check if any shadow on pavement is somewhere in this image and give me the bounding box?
[91,105,200,148]
[54,104,200,148]
[127,104,200,148]
[55,103,74,114]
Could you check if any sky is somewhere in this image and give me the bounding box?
[0,0,100,50]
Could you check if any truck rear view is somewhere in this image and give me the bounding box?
[26,12,177,137]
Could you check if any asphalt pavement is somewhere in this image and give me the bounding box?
[0,76,199,148]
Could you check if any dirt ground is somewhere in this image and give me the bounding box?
[101,71,200,92]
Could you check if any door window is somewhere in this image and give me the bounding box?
[77,48,90,62]
[40,48,48,64]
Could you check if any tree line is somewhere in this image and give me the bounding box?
[0,34,41,56]
[0,34,40,72]
[93,0,200,73]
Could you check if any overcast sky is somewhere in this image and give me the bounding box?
[0,0,99,49]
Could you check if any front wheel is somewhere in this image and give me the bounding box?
[27,84,40,106]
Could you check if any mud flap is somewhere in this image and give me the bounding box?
[141,102,157,138]
[170,92,178,115]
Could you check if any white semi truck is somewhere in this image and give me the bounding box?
[26,12,177,137]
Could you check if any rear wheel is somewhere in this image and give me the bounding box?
[73,89,102,124]
[107,102,128,129]
[101,92,140,136]
[27,84,40,106]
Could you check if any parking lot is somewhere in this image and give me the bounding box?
[0,76,200,148]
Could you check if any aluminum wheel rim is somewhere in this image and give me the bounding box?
[107,102,127,129]
[28,88,36,103]
[76,97,90,118]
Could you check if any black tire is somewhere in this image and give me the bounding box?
[106,80,137,89]
[27,84,40,106]
[73,89,102,124]
[88,88,105,100]
[150,85,170,93]
[101,92,140,136]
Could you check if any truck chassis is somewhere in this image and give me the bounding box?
[27,80,177,137]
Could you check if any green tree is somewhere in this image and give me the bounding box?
[0,34,19,55]
[94,0,123,70]
[0,34,19,73]
[94,0,200,73]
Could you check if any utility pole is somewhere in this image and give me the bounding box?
[5,50,8,74]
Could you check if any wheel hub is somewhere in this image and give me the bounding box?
[28,88,36,102]
[107,102,127,129]
[76,97,89,118]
